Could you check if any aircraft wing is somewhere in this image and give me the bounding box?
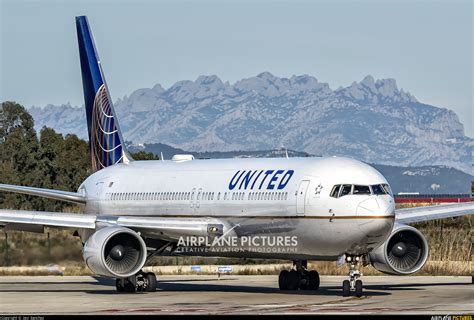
[395,202,474,224]
[0,209,97,231]
[0,184,86,205]
[0,209,222,240]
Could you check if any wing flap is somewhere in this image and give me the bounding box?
[0,184,86,204]
[395,202,474,224]
[114,216,220,239]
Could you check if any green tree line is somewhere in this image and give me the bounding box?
[0,101,157,211]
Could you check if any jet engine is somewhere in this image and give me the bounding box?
[369,223,429,275]
[83,226,147,278]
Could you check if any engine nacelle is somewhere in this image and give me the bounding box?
[83,226,147,278]
[369,223,429,275]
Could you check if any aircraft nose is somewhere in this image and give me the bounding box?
[378,195,395,216]
[356,195,394,217]
[356,197,379,215]
[356,195,395,249]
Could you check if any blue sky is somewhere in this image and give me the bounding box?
[1,0,472,136]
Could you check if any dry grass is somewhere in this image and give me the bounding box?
[0,261,470,276]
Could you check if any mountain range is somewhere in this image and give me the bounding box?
[29,73,473,174]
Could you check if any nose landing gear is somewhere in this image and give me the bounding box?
[342,255,363,297]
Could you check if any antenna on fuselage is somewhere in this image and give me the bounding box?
[285,148,289,159]
[160,152,164,161]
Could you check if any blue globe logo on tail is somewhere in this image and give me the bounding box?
[91,84,124,170]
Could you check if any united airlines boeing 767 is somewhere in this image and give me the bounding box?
[0,16,472,297]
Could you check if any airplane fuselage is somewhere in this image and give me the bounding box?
[79,156,395,260]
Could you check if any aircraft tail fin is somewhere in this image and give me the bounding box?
[75,16,132,171]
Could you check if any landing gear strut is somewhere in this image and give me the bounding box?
[342,255,363,297]
[278,260,320,291]
[116,271,157,293]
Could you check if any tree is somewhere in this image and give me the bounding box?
[130,150,160,160]
[0,101,160,211]
[57,134,91,192]
[0,102,40,210]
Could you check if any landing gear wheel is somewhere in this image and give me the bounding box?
[342,280,350,297]
[355,279,363,297]
[146,273,157,292]
[279,270,289,290]
[287,270,300,290]
[124,281,136,293]
[115,279,124,292]
[308,270,320,290]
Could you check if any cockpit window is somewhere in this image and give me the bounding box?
[353,185,371,194]
[330,185,341,198]
[330,183,393,198]
[382,183,393,196]
[371,184,386,195]
[340,184,352,197]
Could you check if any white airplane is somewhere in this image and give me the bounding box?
[0,16,472,297]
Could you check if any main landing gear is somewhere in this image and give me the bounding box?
[115,270,157,293]
[342,255,363,298]
[278,260,320,291]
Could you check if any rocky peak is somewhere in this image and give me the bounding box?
[337,75,417,103]
[195,75,225,88]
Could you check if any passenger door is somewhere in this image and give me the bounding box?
[296,180,310,215]
[196,188,202,209]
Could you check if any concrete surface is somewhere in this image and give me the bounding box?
[0,275,472,314]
